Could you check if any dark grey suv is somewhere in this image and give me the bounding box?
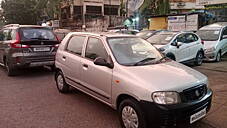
[0,24,60,76]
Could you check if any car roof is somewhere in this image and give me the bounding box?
[68,32,136,38]
[2,24,50,29]
[199,22,227,30]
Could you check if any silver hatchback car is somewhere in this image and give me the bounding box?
[55,32,212,128]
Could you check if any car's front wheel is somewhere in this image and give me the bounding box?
[194,51,203,66]
[55,70,69,93]
[119,99,146,128]
[216,51,221,62]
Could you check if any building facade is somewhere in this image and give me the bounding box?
[196,0,227,22]
[60,0,122,31]
[170,0,204,14]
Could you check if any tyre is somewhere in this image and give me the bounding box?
[119,99,146,128]
[49,65,56,72]
[194,51,203,66]
[216,51,221,62]
[4,60,17,76]
[55,70,69,93]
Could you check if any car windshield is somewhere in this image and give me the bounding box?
[196,30,220,41]
[107,37,163,66]
[136,31,155,39]
[20,27,57,41]
[147,32,176,45]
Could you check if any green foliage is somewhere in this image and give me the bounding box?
[139,0,170,17]
[1,0,61,25]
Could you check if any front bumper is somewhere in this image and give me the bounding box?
[140,89,213,127]
[204,52,217,61]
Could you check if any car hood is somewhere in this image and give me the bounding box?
[203,41,218,49]
[120,61,207,92]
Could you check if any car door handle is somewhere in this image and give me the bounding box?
[62,56,66,61]
[83,64,88,68]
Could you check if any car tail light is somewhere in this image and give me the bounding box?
[10,32,30,48]
[54,33,60,42]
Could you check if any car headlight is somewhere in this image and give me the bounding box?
[205,47,215,53]
[152,91,181,105]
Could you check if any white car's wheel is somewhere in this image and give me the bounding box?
[55,70,69,93]
[216,52,221,62]
[195,51,203,66]
[119,99,146,128]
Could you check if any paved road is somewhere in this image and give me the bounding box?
[0,58,227,128]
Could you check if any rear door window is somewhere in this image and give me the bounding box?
[19,27,57,41]
[185,34,196,43]
[66,35,86,56]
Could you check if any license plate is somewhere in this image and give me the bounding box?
[190,107,206,124]
[34,47,50,52]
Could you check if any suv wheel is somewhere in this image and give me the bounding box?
[5,60,16,76]
[194,51,203,66]
[216,51,221,62]
[55,70,69,93]
[119,99,146,128]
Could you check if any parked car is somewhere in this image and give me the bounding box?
[146,31,204,65]
[136,30,162,39]
[0,24,60,76]
[55,32,212,128]
[196,22,227,62]
[108,29,139,35]
[54,28,71,41]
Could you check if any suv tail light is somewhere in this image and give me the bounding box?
[10,32,30,48]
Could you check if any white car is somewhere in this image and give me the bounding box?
[146,31,204,65]
[196,22,227,62]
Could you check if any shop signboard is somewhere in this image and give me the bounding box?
[186,14,198,31]
[196,0,227,5]
[168,15,186,31]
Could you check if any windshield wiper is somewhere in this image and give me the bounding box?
[31,37,49,40]
[134,57,156,66]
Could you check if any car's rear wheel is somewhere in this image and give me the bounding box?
[119,99,146,128]
[194,51,203,66]
[55,70,69,93]
[216,51,221,62]
[4,60,16,76]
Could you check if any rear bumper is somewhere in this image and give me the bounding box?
[9,53,56,68]
[140,89,212,127]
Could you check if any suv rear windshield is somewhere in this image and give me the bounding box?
[19,27,57,41]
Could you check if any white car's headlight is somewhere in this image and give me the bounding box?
[152,91,181,105]
[205,47,215,53]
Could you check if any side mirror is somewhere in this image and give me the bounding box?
[176,42,183,48]
[222,35,227,40]
[94,56,114,69]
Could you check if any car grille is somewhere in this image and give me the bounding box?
[180,84,207,103]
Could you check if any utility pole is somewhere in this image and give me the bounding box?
[126,0,129,17]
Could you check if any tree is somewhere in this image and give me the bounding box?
[140,0,170,16]
[1,0,41,24]
[1,0,61,25]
